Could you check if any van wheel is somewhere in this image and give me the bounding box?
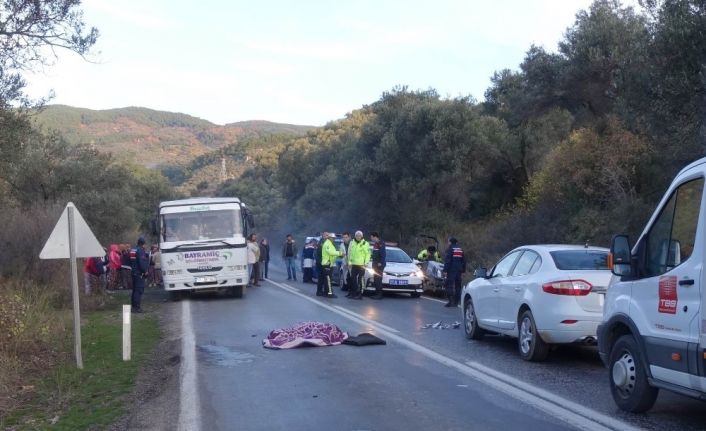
[518,310,549,361]
[410,292,421,298]
[464,298,485,340]
[168,291,182,302]
[608,335,658,412]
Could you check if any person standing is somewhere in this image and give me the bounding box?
[259,238,270,280]
[302,240,316,283]
[318,232,342,298]
[151,245,162,288]
[282,234,298,281]
[247,233,260,286]
[130,237,150,313]
[443,237,467,307]
[107,244,122,290]
[370,232,386,300]
[339,232,352,292]
[346,230,370,299]
[83,255,103,295]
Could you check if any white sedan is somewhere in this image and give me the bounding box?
[462,245,611,361]
[363,246,425,297]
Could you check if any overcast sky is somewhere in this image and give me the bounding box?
[24,0,637,126]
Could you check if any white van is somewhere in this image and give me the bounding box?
[598,157,706,412]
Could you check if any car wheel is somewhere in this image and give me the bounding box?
[410,292,421,298]
[608,335,658,412]
[464,298,485,340]
[518,310,549,361]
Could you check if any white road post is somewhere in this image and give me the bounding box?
[123,304,131,361]
[67,205,84,369]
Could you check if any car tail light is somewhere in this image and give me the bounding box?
[542,279,592,296]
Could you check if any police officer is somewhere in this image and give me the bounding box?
[346,231,370,299]
[443,237,466,307]
[370,232,386,300]
[417,245,441,262]
[318,232,342,298]
[130,236,150,313]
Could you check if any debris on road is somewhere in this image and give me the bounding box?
[420,321,461,330]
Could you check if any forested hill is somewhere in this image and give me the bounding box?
[32,105,313,168]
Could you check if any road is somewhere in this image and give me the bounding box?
[170,261,706,431]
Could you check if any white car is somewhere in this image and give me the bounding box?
[363,246,425,298]
[462,245,611,361]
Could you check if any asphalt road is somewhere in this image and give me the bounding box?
[174,261,706,431]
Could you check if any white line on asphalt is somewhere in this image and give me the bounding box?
[332,305,400,333]
[265,278,641,431]
[178,300,201,431]
[420,295,448,304]
[464,361,640,431]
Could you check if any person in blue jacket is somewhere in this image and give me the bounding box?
[443,237,466,308]
[130,236,150,313]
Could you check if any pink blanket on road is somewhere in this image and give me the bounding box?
[263,322,349,349]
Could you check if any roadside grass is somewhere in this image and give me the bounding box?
[1,288,161,430]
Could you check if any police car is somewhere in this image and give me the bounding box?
[363,246,425,297]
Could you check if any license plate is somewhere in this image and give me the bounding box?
[389,279,408,286]
[196,276,217,283]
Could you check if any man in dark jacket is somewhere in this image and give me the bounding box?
[282,234,298,281]
[370,232,386,300]
[130,236,150,313]
[443,237,466,307]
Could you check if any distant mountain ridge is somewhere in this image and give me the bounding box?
[32,105,313,168]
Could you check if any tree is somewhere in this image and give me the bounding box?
[0,0,98,107]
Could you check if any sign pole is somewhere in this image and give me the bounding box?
[68,205,84,369]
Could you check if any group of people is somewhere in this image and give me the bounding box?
[246,234,270,287]
[83,237,163,313]
[281,231,467,307]
[281,231,388,300]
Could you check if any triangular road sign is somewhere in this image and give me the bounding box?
[39,202,104,259]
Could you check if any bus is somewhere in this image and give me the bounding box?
[157,197,254,298]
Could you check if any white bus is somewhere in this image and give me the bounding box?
[157,197,254,299]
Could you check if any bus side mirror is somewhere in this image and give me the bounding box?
[248,214,255,228]
[150,219,159,237]
[610,235,633,277]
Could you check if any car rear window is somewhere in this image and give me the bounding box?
[550,250,609,270]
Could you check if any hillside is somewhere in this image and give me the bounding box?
[31,105,313,168]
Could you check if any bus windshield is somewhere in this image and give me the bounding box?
[162,209,242,242]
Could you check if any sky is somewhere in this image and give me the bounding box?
[23,0,635,126]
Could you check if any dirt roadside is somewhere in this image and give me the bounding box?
[107,290,182,431]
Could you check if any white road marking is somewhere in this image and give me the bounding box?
[178,300,201,431]
[421,295,448,304]
[265,278,640,431]
[332,305,400,333]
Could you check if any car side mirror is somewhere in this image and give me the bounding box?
[610,235,633,277]
[473,267,488,279]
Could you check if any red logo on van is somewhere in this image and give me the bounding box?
[658,276,678,314]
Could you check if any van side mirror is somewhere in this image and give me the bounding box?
[610,235,633,277]
[473,267,488,279]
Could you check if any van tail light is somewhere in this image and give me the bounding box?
[542,279,592,296]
